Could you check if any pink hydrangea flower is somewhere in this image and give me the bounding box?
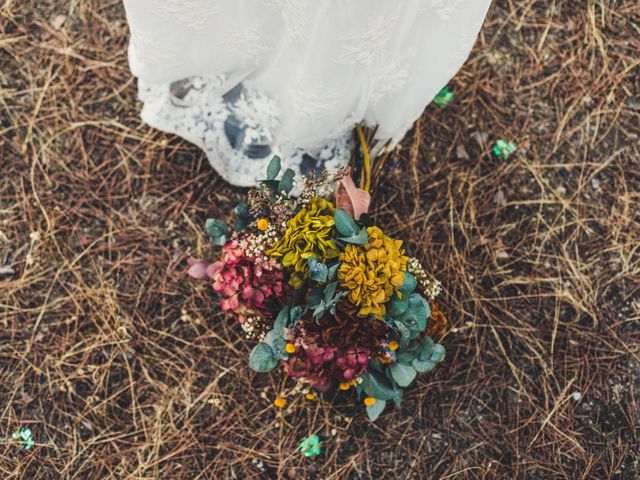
[188,240,287,323]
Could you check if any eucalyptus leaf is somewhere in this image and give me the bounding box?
[278,168,295,194]
[362,371,397,401]
[327,263,340,281]
[366,399,387,422]
[324,282,338,303]
[412,358,436,373]
[273,306,291,332]
[313,303,327,321]
[271,337,288,359]
[418,336,435,361]
[234,203,249,217]
[266,156,281,180]
[308,258,329,283]
[262,179,280,197]
[391,387,403,407]
[289,306,304,326]
[339,227,369,245]
[420,296,431,320]
[395,320,411,340]
[368,357,384,373]
[334,208,359,237]
[401,294,430,334]
[431,344,446,363]
[389,362,417,387]
[308,288,323,307]
[234,203,251,230]
[396,313,422,340]
[399,272,418,295]
[205,219,229,245]
[397,349,419,363]
[388,296,409,317]
[396,340,419,363]
[263,329,280,346]
[213,236,227,246]
[249,343,278,372]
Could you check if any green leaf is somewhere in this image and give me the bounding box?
[362,371,397,400]
[308,258,329,283]
[412,358,436,373]
[205,219,228,237]
[262,179,279,197]
[249,343,278,372]
[388,296,409,317]
[397,348,418,363]
[418,336,435,361]
[366,399,387,422]
[313,303,327,321]
[205,219,229,245]
[334,208,359,237]
[266,156,281,180]
[263,329,279,346]
[339,227,368,245]
[234,203,251,230]
[389,362,417,387]
[289,306,304,326]
[396,311,424,340]
[399,272,418,295]
[273,306,291,332]
[395,320,411,340]
[308,288,323,307]
[431,344,446,363]
[270,337,288,359]
[391,387,403,407]
[403,294,430,332]
[324,282,338,303]
[327,263,340,281]
[278,168,295,194]
[368,357,384,373]
[234,202,249,217]
[396,339,420,361]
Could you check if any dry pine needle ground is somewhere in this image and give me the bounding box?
[0,1,639,479]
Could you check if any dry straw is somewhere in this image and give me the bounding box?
[1,1,638,478]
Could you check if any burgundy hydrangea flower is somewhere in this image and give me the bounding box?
[188,239,287,323]
[282,327,370,392]
[336,346,370,381]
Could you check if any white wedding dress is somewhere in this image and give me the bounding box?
[123,0,492,186]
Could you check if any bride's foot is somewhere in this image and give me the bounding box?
[140,77,351,186]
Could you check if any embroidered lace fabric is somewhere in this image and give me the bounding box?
[123,0,492,186]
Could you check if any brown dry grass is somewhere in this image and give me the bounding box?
[1,1,639,478]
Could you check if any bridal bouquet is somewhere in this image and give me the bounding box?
[188,149,447,421]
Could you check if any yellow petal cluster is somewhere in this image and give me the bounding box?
[267,197,339,288]
[338,226,408,318]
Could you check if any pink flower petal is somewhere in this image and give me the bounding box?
[343,368,356,380]
[242,286,255,300]
[187,260,212,280]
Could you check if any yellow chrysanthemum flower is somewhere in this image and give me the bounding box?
[257,218,269,231]
[338,226,408,318]
[267,197,339,288]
